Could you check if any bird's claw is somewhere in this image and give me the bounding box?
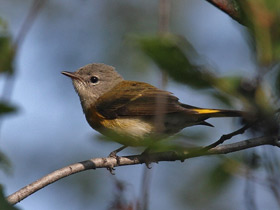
[141,149,152,169]
[107,166,116,175]
[106,152,121,175]
[145,161,152,169]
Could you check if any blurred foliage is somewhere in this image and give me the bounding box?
[177,158,238,209]
[204,158,238,193]
[0,102,16,116]
[211,91,234,107]
[0,17,14,74]
[137,35,215,89]
[137,33,278,121]
[243,151,261,170]
[237,0,280,65]
[0,150,11,173]
[0,185,19,210]
[0,36,14,74]
[137,0,280,105]
[0,15,16,206]
[0,16,16,117]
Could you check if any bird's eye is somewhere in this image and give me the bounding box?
[90,76,99,83]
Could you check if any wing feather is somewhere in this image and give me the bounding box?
[95,81,192,119]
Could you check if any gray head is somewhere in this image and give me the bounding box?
[62,63,124,111]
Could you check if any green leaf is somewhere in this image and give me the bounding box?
[0,150,11,173]
[211,92,234,107]
[215,76,242,94]
[137,35,217,89]
[0,102,17,116]
[0,36,14,74]
[213,76,261,106]
[0,185,20,210]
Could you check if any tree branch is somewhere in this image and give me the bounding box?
[204,122,253,150]
[7,136,279,205]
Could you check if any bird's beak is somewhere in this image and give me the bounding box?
[61,71,82,81]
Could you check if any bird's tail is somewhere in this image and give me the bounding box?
[192,108,243,118]
[181,104,243,118]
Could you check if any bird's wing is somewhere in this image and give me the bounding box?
[95,81,195,119]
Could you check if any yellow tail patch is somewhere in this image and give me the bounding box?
[192,109,222,114]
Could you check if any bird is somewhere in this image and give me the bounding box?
[62,63,242,156]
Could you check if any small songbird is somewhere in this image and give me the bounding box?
[62,63,242,155]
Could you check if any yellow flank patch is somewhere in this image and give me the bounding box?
[100,117,153,138]
[192,109,222,114]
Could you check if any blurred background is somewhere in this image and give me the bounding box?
[0,0,280,209]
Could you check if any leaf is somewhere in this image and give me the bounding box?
[0,150,11,173]
[0,36,14,74]
[215,76,242,94]
[213,76,268,108]
[137,35,217,89]
[211,92,233,107]
[0,185,20,210]
[0,102,17,116]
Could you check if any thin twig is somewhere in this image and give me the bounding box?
[203,123,253,150]
[14,0,46,49]
[6,136,278,205]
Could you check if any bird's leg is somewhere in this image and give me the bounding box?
[141,147,152,169]
[108,145,127,158]
[107,146,127,175]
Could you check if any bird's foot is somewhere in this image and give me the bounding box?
[106,147,126,175]
[106,154,118,175]
[106,165,116,175]
[141,149,152,169]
